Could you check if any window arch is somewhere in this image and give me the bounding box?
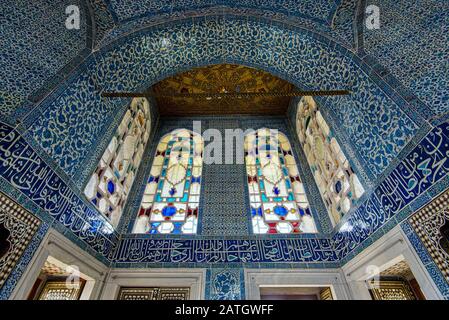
[133,129,203,234]
[84,98,151,227]
[296,96,364,226]
[244,128,317,234]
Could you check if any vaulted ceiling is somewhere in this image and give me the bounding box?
[152,64,295,116]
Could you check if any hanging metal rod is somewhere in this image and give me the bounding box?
[101,90,351,99]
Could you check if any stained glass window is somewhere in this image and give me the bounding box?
[244,128,317,234]
[296,96,365,226]
[133,129,203,234]
[84,98,151,227]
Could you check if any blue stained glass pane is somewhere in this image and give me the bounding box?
[191,176,201,183]
[274,206,288,216]
[91,199,97,205]
[280,157,285,165]
[107,181,115,194]
[172,222,183,234]
[287,193,294,201]
[251,207,263,217]
[259,180,265,190]
[88,220,102,233]
[285,180,291,188]
[283,168,288,175]
[299,207,305,216]
[261,194,268,202]
[97,192,102,199]
[273,197,283,202]
[148,175,157,183]
[162,205,177,217]
[155,194,162,202]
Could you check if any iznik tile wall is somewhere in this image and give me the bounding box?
[2,115,449,298]
[121,116,332,236]
[25,16,420,181]
[0,122,118,264]
[0,0,89,120]
[363,0,449,118]
[107,0,340,24]
[206,268,245,300]
[1,3,448,299]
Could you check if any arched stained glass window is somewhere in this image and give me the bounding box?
[133,129,203,235]
[296,96,365,226]
[244,128,317,234]
[84,98,151,227]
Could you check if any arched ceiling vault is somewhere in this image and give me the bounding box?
[18,15,422,187]
[0,1,445,189]
[151,64,296,116]
[0,1,447,274]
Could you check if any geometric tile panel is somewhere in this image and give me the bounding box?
[0,192,41,289]
[380,261,414,280]
[40,261,71,277]
[409,189,449,283]
[201,164,249,236]
[369,280,416,300]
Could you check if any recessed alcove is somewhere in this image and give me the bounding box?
[1,1,448,302]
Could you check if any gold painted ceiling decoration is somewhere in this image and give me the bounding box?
[152,64,295,116]
[40,260,70,277]
[380,261,414,280]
